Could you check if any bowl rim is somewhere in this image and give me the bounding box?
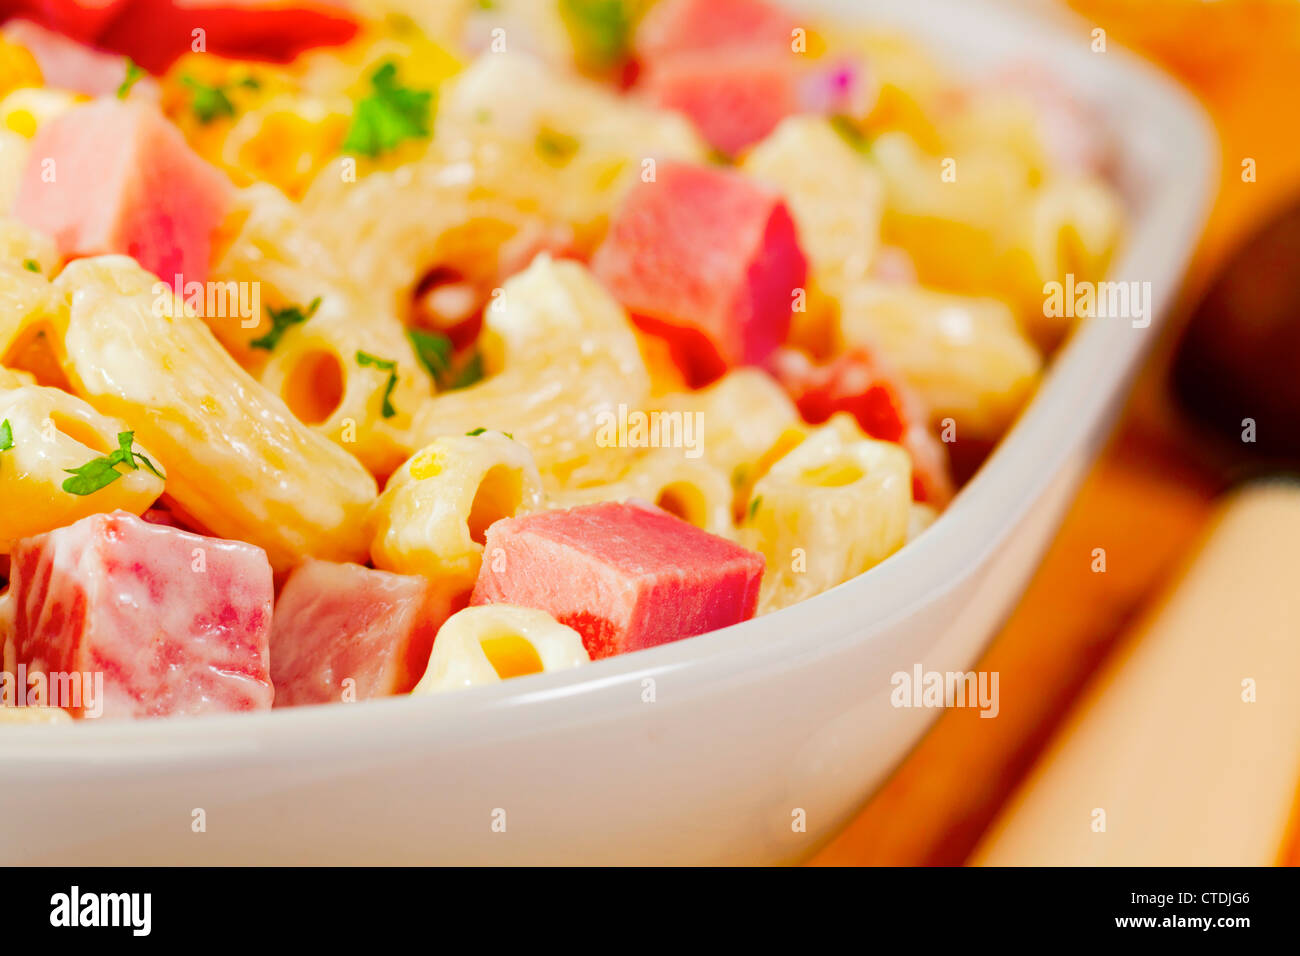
[0,0,1218,762]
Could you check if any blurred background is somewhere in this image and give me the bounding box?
[812,0,1300,866]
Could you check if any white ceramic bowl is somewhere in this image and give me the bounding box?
[0,0,1213,865]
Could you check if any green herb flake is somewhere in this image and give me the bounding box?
[22,259,40,273]
[182,75,238,125]
[0,418,12,452]
[356,350,399,418]
[465,427,487,436]
[61,430,165,496]
[343,61,434,158]
[449,350,484,390]
[535,126,580,166]
[407,328,453,383]
[250,297,321,351]
[748,495,762,520]
[829,114,872,156]
[560,0,635,70]
[117,58,144,99]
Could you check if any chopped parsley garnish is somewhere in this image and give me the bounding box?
[465,426,487,436]
[829,114,873,155]
[62,431,165,496]
[407,328,453,383]
[536,126,580,166]
[560,0,635,70]
[182,75,237,124]
[407,328,484,392]
[747,496,762,520]
[250,297,321,351]
[356,351,399,418]
[0,418,12,452]
[450,349,484,390]
[117,58,144,99]
[343,62,434,158]
[22,259,40,273]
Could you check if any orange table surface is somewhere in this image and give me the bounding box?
[809,0,1300,866]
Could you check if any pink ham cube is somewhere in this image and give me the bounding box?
[4,18,155,98]
[642,53,870,157]
[12,98,232,287]
[641,52,806,157]
[633,0,869,155]
[8,510,273,719]
[591,160,806,385]
[470,500,764,660]
[634,0,798,64]
[269,559,447,707]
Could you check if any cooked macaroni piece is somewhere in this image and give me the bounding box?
[412,604,589,694]
[412,254,650,488]
[0,131,30,213]
[434,52,706,245]
[254,278,433,477]
[54,256,377,570]
[657,368,806,515]
[742,114,885,290]
[370,430,545,600]
[835,281,1042,438]
[0,217,57,272]
[0,384,164,548]
[549,453,734,539]
[0,234,65,386]
[742,416,912,613]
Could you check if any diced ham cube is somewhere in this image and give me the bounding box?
[591,161,806,385]
[9,510,273,719]
[470,500,764,660]
[640,52,807,157]
[7,0,359,72]
[634,0,798,64]
[4,18,153,98]
[12,98,232,286]
[633,0,869,155]
[770,347,955,506]
[269,559,448,707]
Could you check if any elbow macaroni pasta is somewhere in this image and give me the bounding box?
[657,368,807,516]
[836,281,1042,438]
[549,452,735,539]
[0,384,164,548]
[369,430,544,600]
[412,604,589,694]
[412,254,650,488]
[742,416,912,614]
[54,256,377,570]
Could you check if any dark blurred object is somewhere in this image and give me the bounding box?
[1171,198,1300,462]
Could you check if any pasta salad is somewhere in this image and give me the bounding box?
[0,0,1122,721]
